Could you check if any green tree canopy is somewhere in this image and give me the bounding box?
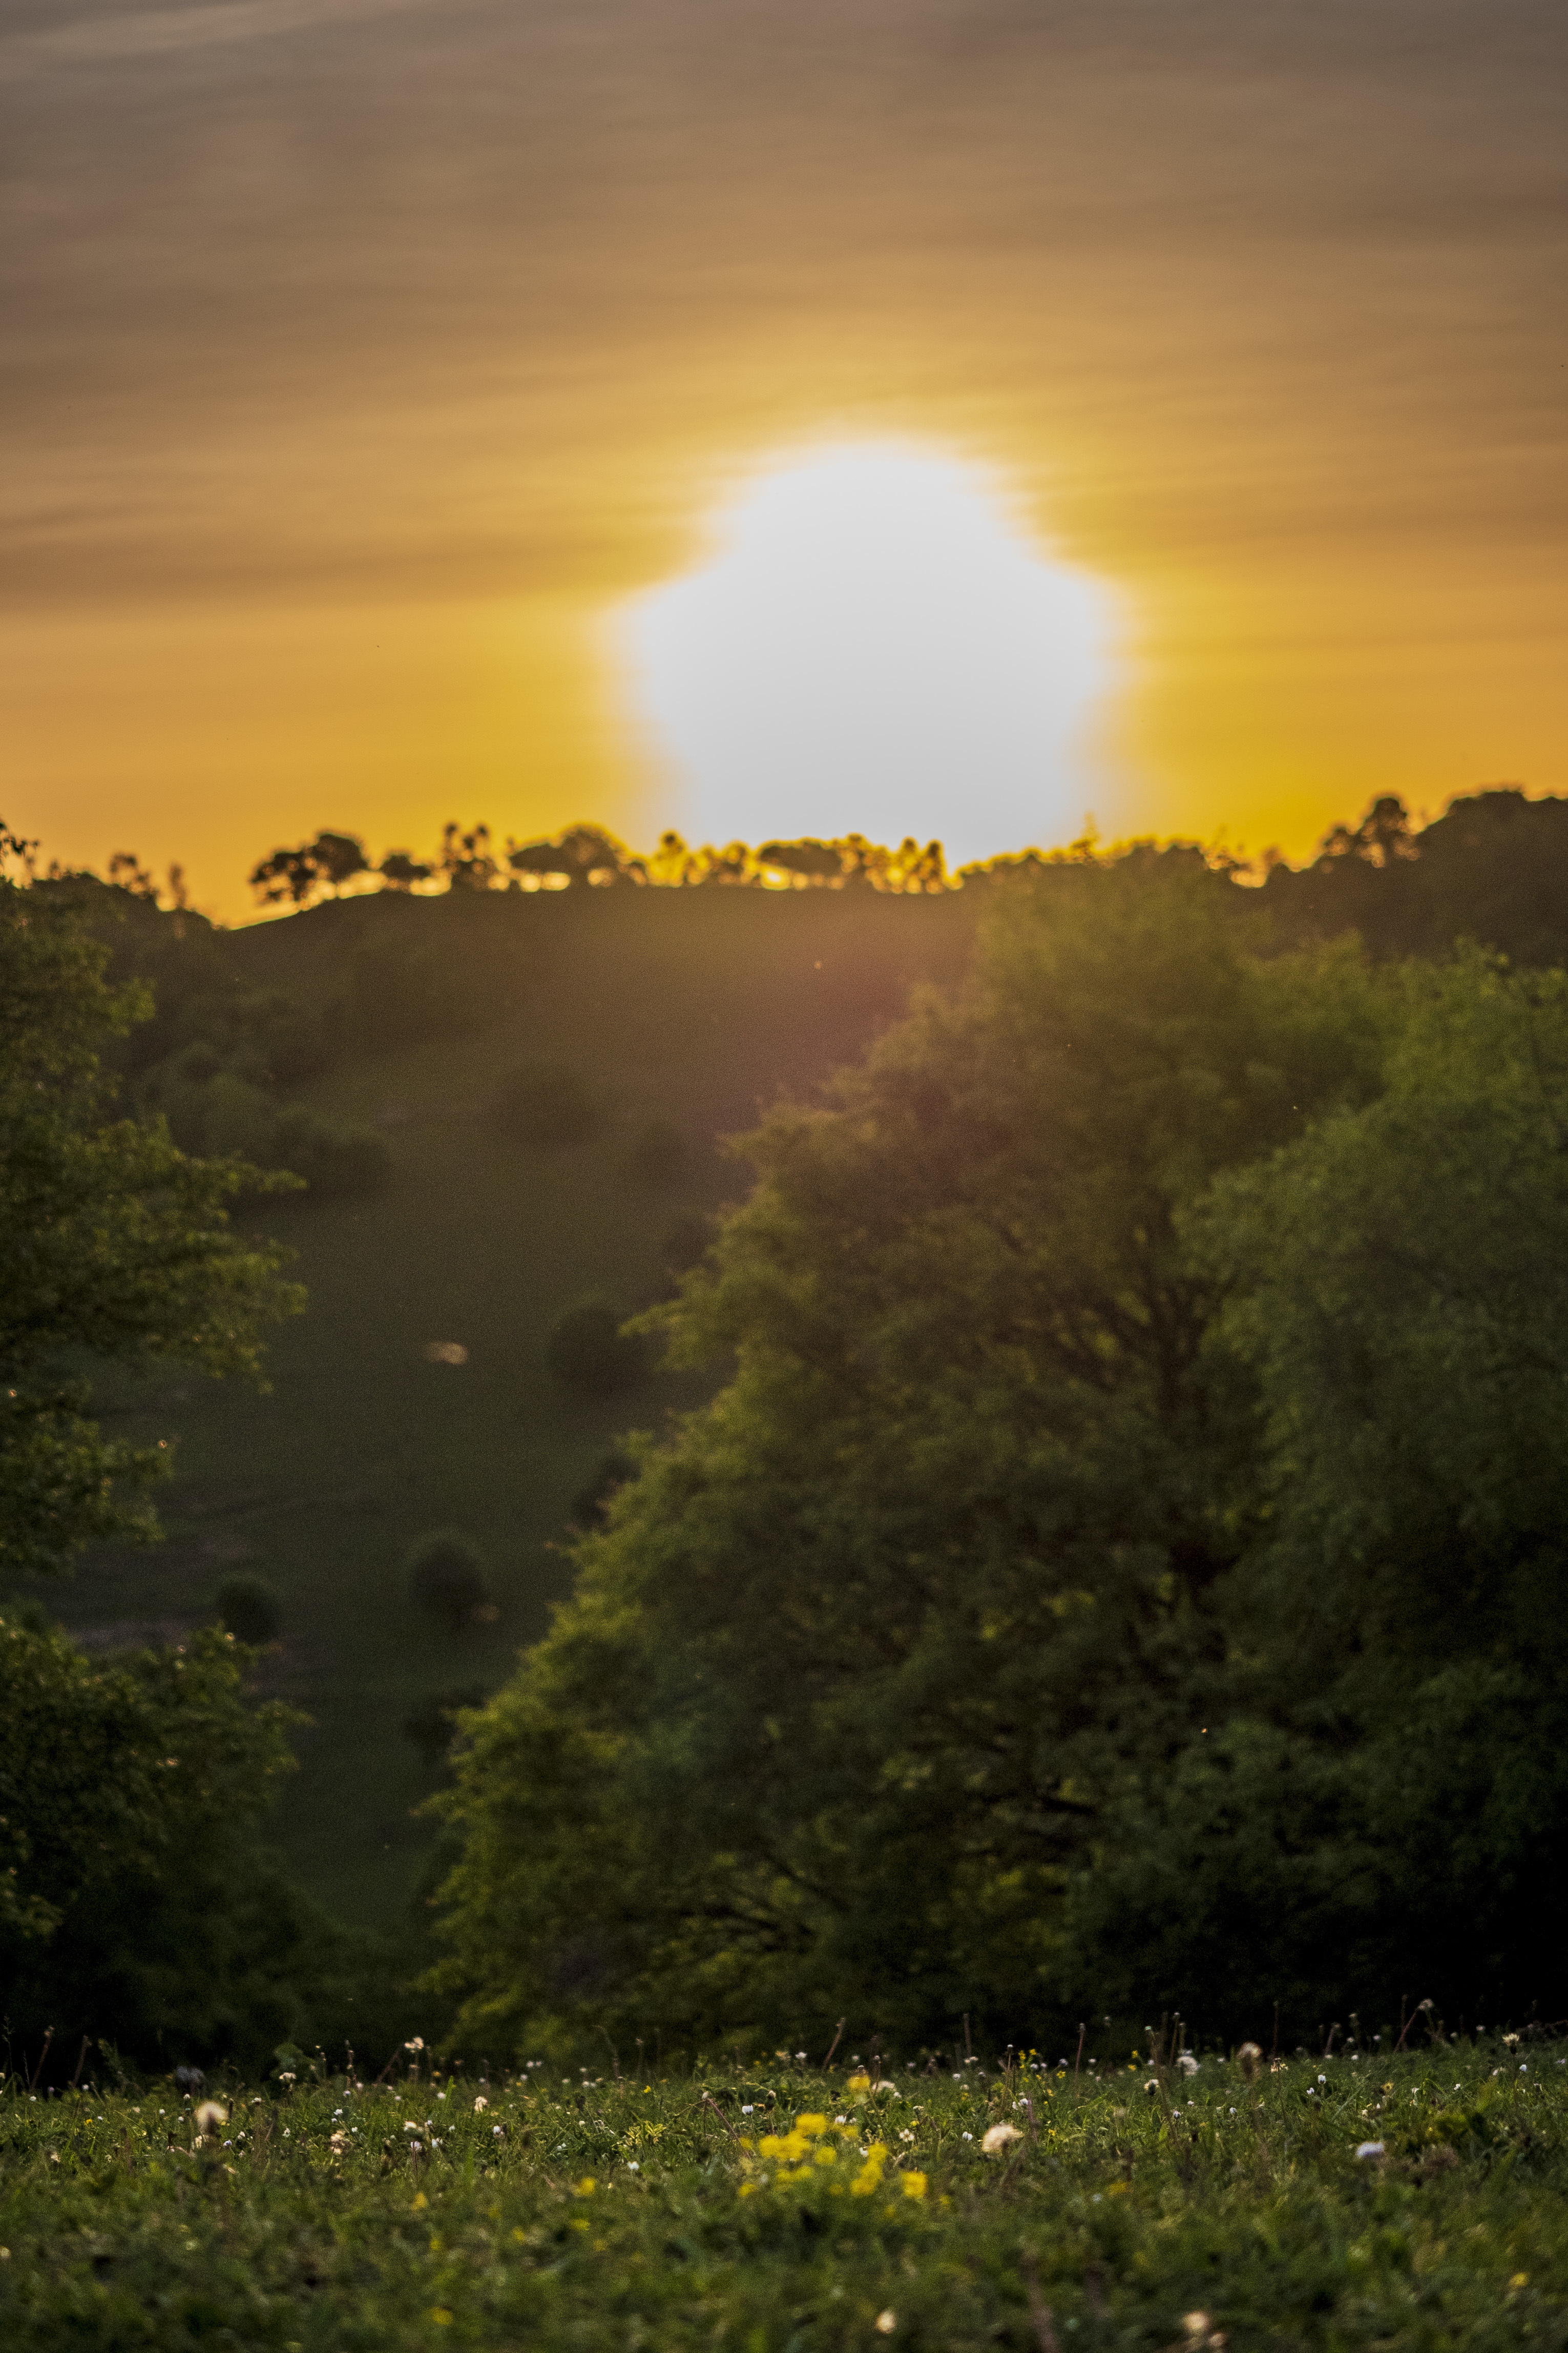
[0,826,304,1579]
[430,858,1381,2053]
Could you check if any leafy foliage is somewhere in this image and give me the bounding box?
[431,861,1382,2051]
[0,835,304,1578]
[0,1616,317,2065]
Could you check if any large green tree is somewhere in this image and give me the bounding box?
[0,827,303,1580]
[432,855,1379,2053]
[1078,950,1568,2030]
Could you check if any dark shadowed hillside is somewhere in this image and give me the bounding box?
[44,882,980,1927]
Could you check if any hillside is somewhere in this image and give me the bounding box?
[46,882,980,1930]
[37,782,1568,1936]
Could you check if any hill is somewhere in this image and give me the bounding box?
[36,782,1568,1935]
[43,881,979,1929]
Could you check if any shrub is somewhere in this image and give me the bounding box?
[214,1573,282,1646]
[270,1106,392,1200]
[546,1305,647,1398]
[624,1118,688,1187]
[491,1061,598,1150]
[407,1532,491,1634]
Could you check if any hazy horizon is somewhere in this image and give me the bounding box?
[6,0,1565,920]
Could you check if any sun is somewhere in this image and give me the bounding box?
[616,441,1121,865]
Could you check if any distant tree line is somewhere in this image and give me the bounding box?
[243,821,957,907]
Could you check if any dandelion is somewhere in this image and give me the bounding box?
[901,2171,926,2199]
[981,2123,1021,2156]
[574,2176,596,2197]
[193,2102,228,2139]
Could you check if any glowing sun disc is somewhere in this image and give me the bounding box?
[618,442,1120,865]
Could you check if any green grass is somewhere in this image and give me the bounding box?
[47,886,979,1932]
[2,2038,1564,2346]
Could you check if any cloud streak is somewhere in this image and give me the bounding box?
[0,0,444,78]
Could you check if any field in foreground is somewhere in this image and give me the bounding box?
[2,2038,1564,2348]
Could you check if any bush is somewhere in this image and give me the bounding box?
[546,1305,647,1398]
[214,1573,282,1646]
[624,1118,688,1187]
[407,1532,491,1634]
[491,1062,598,1150]
[269,1106,392,1200]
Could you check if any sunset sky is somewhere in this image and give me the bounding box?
[5,0,1565,919]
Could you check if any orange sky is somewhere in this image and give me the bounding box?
[5,0,1565,919]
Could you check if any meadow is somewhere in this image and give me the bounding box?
[1,2030,1562,2348]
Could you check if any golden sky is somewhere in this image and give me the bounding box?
[5,0,1565,918]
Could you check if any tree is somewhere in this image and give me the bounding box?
[430,858,1378,2053]
[0,828,304,1579]
[506,824,641,889]
[408,1532,492,1634]
[0,1614,366,2071]
[1104,949,1568,2028]
[437,822,500,893]
[248,830,367,907]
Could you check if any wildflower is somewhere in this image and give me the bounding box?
[981,2123,1021,2156]
[876,2311,897,2334]
[574,2176,596,2197]
[901,2171,927,2199]
[329,2130,349,2156]
[405,2038,425,2054]
[1236,2044,1262,2081]
[1183,2318,1211,2341]
[193,2102,228,2139]
[473,2096,488,2113]
[1179,2054,1200,2077]
[1144,2080,1160,2098]
[848,2071,872,2092]
[1354,2142,1385,2160]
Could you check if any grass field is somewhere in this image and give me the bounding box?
[47,885,980,1932]
[2,2033,1562,2347]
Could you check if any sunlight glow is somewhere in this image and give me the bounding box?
[618,443,1120,864]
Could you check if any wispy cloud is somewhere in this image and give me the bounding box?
[1,0,441,78]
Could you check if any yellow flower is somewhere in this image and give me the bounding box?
[797,2113,829,2138]
[739,2181,760,2199]
[847,2072,872,2093]
[901,2171,927,2199]
[429,2309,454,2326]
[812,2144,838,2166]
[411,2192,428,2211]
[574,2176,596,2197]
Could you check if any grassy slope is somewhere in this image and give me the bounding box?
[49,886,979,1930]
[1,2040,1563,2347]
